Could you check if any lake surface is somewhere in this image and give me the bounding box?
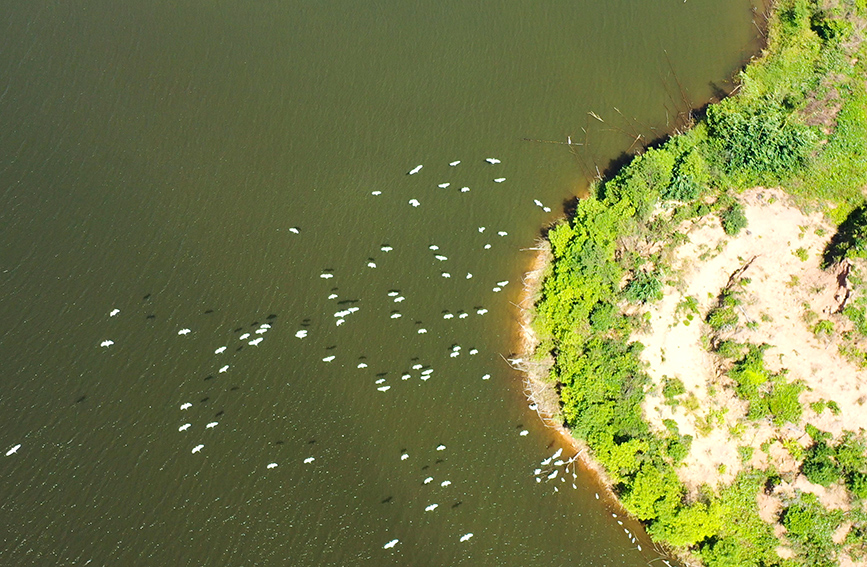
[0,1,759,565]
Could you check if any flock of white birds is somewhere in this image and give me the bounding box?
[0,156,650,559]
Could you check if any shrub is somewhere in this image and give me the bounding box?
[662,376,686,403]
[707,101,817,184]
[720,201,748,236]
[707,306,738,331]
[624,271,663,304]
[802,438,842,487]
[716,340,747,359]
[782,492,843,566]
[767,379,805,425]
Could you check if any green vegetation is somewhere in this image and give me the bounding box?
[531,0,867,564]
[728,345,806,425]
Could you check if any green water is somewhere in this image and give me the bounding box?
[0,1,759,565]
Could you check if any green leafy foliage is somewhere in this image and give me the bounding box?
[720,201,748,236]
[802,437,843,486]
[783,492,844,566]
[624,271,663,303]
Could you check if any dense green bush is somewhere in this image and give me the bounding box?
[624,271,663,303]
[707,101,817,184]
[802,438,843,486]
[783,492,843,567]
[719,201,748,236]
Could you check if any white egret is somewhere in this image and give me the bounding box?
[408,165,423,175]
[178,424,191,432]
[109,309,120,317]
[482,374,490,380]
[441,272,451,278]
[240,333,251,340]
[424,477,433,484]
[304,457,315,464]
[289,227,300,234]
[295,330,308,338]
[377,386,391,392]
[5,444,21,456]
[180,403,192,410]
[494,177,505,183]
[438,183,450,188]
[441,480,452,487]
[520,430,529,436]
[320,273,334,279]
[215,346,227,354]
[449,160,460,166]
[425,504,439,512]
[322,355,335,362]
[460,533,473,542]
[249,337,264,346]
[485,158,501,164]
[384,539,399,549]
[267,463,278,469]
[436,444,446,450]
[219,365,229,373]
[460,187,470,192]
[409,199,420,207]
[100,340,114,348]
[206,422,218,429]
[191,444,204,454]
[371,190,382,196]
[178,329,191,335]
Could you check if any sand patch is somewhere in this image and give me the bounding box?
[636,188,867,501]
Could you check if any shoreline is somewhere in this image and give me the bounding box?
[511,1,867,563]
[512,237,622,500]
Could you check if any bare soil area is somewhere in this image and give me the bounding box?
[635,188,867,508]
